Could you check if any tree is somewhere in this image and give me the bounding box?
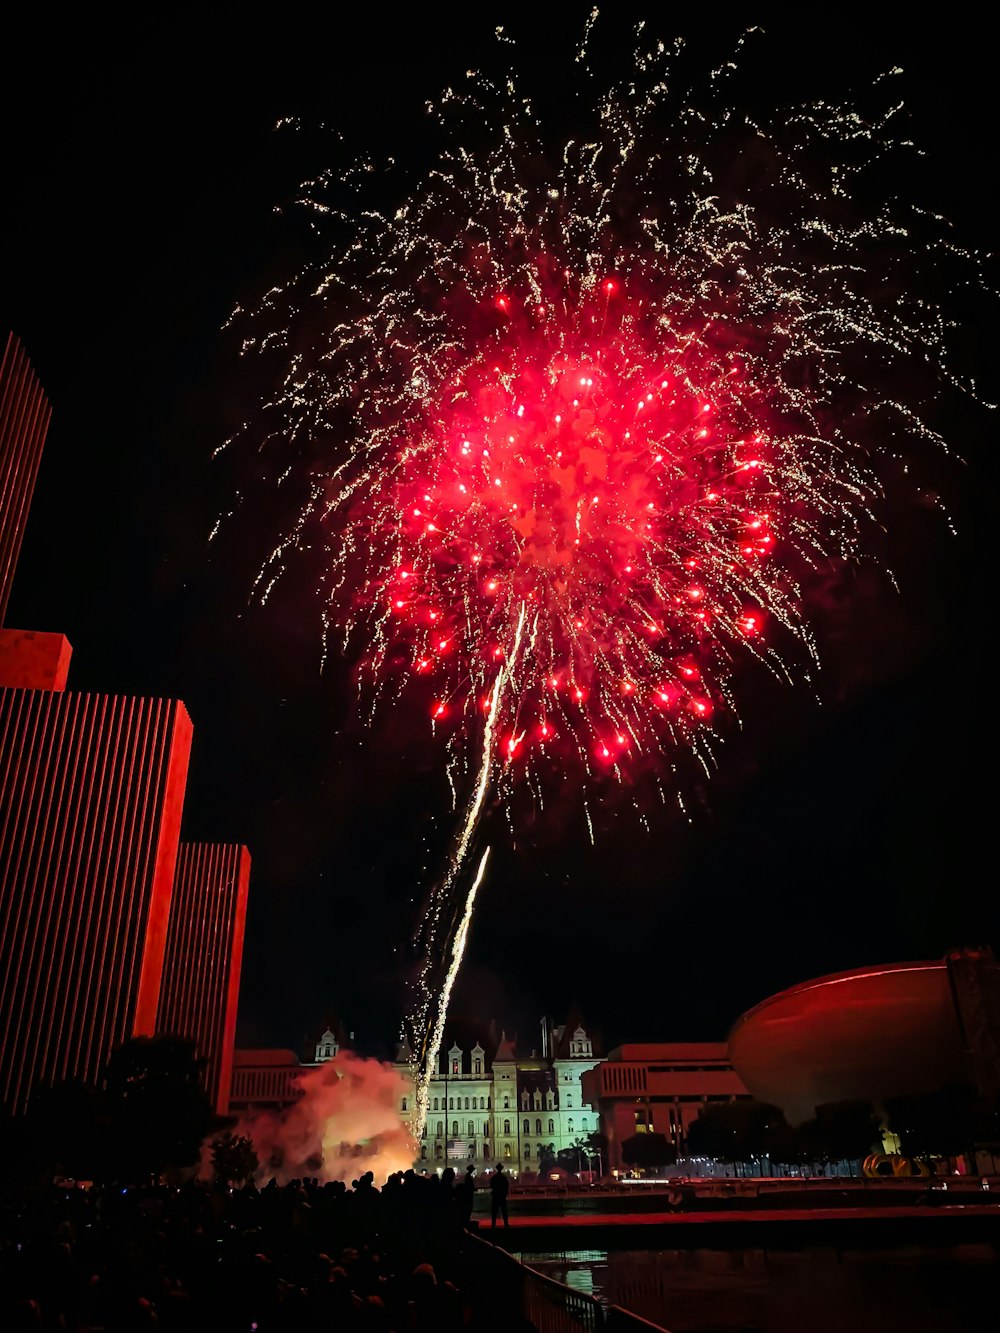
[103,1035,216,1183]
[798,1101,880,1168]
[686,1101,788,1173]
[885,1083,978,1163]
[211,1132,259,1186]
[24,1078,111,1183]
[536,1143,558,1173]
[620,1132,676,1174]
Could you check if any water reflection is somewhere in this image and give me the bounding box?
[517,1243,1000,1332]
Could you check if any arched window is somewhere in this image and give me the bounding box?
[474,1058,482,1074]
[483,1122,489,1136]
[503,1096,510,1109]
[524,1144,531,1158]
[535,1118,542,1134]
[464,1097,469,1109]
[437,1121,443,1137]
[449,1097,454,1110]
[534,1092,541,1110]
[567,1118,574,1133]
[523,1118,530,1133]
[324,1044,331,1056]
[504,1144,511,1159]
[521,1091,529,1109]
[503,1119,511,1135]
[433,1097,439,1111]
[452,1121,459,1136]
[435,1143,443,1159]
[401,1096,408,1111]
[452,1059,459,1075]
[548,1119,554,1134]
[582,1117,589,1132]
[468,1120,475,1137]
[421,1126,426,1139]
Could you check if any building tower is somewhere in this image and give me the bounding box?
[0,687,192,1114]
[156,843,251,1114]
[0,332,51,625]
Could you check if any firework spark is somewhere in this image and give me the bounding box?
[226,25,985,1131]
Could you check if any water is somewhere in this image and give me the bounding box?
[517,1244,1000,1332]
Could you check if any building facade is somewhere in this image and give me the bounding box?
[0,687,192,1114]
[0,332,50,624]
[229,1049,303,1114]
[0,334,251,1118]
[157,843,252,1114]
[394,1017,603,1174]
[581,1042,750,1172]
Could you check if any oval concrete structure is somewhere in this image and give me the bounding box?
[728,960,969,1124]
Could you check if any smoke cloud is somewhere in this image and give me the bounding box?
[236,1052,415,1184]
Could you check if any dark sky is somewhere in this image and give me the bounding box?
[1,8,995,1058]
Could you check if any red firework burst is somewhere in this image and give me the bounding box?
[358,277,792,774]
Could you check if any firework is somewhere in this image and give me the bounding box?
[226,24,984,1131]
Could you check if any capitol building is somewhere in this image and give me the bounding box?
[391,1017,603,1172]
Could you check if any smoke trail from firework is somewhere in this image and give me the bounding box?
[226,25,989,1127]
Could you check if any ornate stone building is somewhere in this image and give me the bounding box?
[393,1016,603,1174]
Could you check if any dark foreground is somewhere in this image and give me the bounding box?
[0,1174,482,1333]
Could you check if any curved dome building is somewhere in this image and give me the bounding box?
[727,951,1000,1124]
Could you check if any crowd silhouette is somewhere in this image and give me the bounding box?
[0,1167,488,1333]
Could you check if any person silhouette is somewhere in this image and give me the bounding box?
[490,1162,509,1229]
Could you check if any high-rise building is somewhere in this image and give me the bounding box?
[0,334,253,1120]
[157,843,251,1114]
[0,332,51,625]
[0,688,192,1114]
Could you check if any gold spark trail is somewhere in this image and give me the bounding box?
[412,603,532,1137]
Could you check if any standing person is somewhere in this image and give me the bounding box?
[490,1162,510,1230]
[458,1164,477,1227]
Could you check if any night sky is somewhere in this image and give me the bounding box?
[1,9,995,1059]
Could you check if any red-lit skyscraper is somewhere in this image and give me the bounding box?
[0,333,51,625]
[0,689,192,1114]
[157,843,251,1114]
[1,334,251,1119]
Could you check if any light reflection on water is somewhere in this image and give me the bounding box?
[516,1244,1000,1332]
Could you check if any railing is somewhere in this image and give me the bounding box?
[465,1232,671,1333]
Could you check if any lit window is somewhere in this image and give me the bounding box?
[504,1144,511,1159]
[452,1059,459,1075]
